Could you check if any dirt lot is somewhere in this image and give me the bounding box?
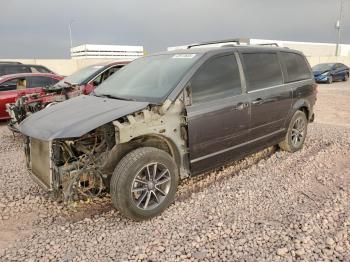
[0,81,349,261]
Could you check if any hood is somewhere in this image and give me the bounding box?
[20,95,149,141]
[313,70,329,77]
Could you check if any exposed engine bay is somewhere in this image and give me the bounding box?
[26,124,115,201]
[24,99,189,202]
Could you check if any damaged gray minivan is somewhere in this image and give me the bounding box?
[20,40,317,220]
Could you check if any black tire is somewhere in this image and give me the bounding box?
[110,147,179,221]
[344,73,349,82]
[327,75,333,84]
[279,110,308,152]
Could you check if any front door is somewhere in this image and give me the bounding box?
[186,53,250,174]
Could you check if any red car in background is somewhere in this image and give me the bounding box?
[6,60,129,130]
[0,73,63,120]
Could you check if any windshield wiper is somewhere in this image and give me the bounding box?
[64,81,78,87]
[104,94,135,101]
[91,92,135,101]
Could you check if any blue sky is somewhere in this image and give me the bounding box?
[0,0,349,58]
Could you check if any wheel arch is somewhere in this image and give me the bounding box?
[284,99,311,129]
[102,134,182,182]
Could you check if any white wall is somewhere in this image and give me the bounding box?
[1,56,349,76]
[0,59,126,76]
[169,40,350,57]
[306,56,350,67]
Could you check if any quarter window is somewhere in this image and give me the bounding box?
[191,54,241,104]
[31,66,51,73]
[281,52,311,82]
[242,53,283,91]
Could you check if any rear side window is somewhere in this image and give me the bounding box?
[281,52,311,82]
[191,54,241,104]
[29,76,57,88]
[31,66,51,73]
[4,66,31,75]
[241,53,283,91]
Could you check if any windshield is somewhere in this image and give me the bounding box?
[312,63,334,71]
[94,53,201,103]
[55,64,105,87]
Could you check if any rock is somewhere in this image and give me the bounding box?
[276,247,288,256]
[295,248,305,257]
[192,251,207,259]
[326,237,335,247]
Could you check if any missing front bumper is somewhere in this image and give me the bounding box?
[28,138,53,190]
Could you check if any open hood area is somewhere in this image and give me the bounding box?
[20,95,149,141]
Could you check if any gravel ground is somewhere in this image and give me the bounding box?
[0,81,349,261]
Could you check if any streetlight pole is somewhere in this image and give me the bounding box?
[335,0,344,56]
[69,20,74,53]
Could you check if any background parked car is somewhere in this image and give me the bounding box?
[0,63,54,76]
[0,61,22,64]
[312,63,349,84]
[6,60,129,130]
[0,73,63,120]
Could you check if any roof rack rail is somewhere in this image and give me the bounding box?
[256,43,279,47]
[187,39,243,49]
[186,39,285,49]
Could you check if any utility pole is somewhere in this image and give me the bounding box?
[335,0,344,56]
[69,20,74,53]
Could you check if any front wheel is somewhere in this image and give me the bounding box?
[279,110,308,152]
[110,147,179,221]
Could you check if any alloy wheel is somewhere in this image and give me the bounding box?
[131,162,171,210]
[291,117,306,148]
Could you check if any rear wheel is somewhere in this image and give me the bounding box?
[279,110,308,152]
[344,73,349,82]
[110,147,179,221]
[327,75,333,84]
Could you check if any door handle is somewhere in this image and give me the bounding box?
[252,98,264,105]
[233,102,248,111]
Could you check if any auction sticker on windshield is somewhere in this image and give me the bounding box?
[172,54,196,59]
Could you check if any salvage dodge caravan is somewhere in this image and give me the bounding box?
[20,40,317,220]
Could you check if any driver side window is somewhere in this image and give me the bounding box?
[190,54,242,104]
[93,66,122,87]
[0,78,26,91]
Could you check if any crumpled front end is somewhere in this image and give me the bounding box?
[23,97,190,201]
[7,87,86,132]
[25,124,116,200]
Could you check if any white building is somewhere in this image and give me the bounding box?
[71,44,144,60]
[168,39,350,57]
[250,39,350,57]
